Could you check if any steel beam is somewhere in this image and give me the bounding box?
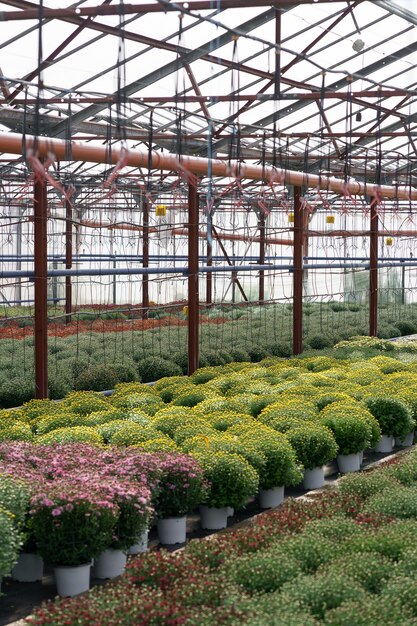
[0,0,355,21]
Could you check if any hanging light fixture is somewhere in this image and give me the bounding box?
[352,38,365,52]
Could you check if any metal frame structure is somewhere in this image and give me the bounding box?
[1,0,417,397]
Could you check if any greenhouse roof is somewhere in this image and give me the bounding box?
[0,0,417,195]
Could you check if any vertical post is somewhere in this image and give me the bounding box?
[206,209,212,304]
[369,196,378,336]
[65,197,73,324]
[15,205,23,303]
[302,203,310,297]
[259,210,265,302]
[34,176,48,398]
[142,198,149,318]
[188,182,199,375]
[293,186,303,355]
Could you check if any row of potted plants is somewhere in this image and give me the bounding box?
[23,444,417,625]
[1,355,416,512]
[0,444,209,595]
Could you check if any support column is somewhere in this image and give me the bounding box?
[34,177,48,398]
[293,186,303,355]
[206,212,212,304]
[259,210,265,302]
[369,196,378,336]
[65,196,72,324]
[142,198,149,318]
[15,205,23,304]
[188,182,199,375]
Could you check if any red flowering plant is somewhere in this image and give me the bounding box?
[152,453,208,519]
[30,479,119,567]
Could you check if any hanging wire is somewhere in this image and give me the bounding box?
[116,0,127,144]
[34,0,44,145]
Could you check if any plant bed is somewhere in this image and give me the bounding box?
[18,453,415,626]
[0,444,412,626]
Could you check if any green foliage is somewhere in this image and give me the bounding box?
[134,437,178,453]
[394,320,417,336]
[282,532,344,575]
[37,426,104,446]
[152,407,194,437]
[0,473,30,529]
[319,411,371,455]
[172,418,215,444]
[35,412,92,435]
[108,423,163,446]
[280,571,366,620]
[314,392,353,411]
[136,356,183,383]
[181,431,266,477]
[61,391,110,415]
[365,484,417,519]
[204,411,256,433]
[308,334,333,349]
[193,396,251,416]
[232,425,303,489]
[323,551,394,594]
[258,401,318,425]
[0,506,21,578]
[190,367,226,385]
[364,396,415,438]
[339,468,399,500]
[324,595,412,626]
[110,392,164,415]
[223,549,301,593]
[386,452,417,486]
[73,362,133,391]
[0,377,35,409]
[269,341,292,358]
[194,450,259,509]
[286,423,338,470]
[347,519,417,561]
[172,388,213,408]
[0,421,34,442]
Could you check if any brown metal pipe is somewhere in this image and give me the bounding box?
[369,197,378,337]
[1,131,414,200]
[259,211,266,302]
[142,198,150,318]
[292,186,303,356]
[206,223,213,305]
[33,176,48,399]
[65,195,72,325]
[188,181,199,375]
